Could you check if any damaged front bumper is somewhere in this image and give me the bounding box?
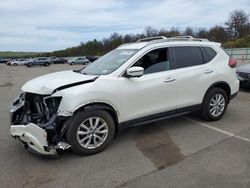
[9,92,71,157]
[10,123,58,156]
[10,123,71,157]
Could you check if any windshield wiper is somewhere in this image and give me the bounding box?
[73,69,81,73]
[73,69,89,75]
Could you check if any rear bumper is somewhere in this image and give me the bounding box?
[10,123,58,156]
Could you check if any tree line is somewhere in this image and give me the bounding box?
[44,9,250,57]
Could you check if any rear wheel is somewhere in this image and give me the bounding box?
[27,63,32,67]
[66,110,115,155]
[13,63,17,66]
[44,62,49,66]
[200,87,228,121]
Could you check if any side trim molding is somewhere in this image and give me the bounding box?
[118,104,201,132]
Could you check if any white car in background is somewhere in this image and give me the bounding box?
[10,59,30,66]
[68,57,90,65]
[10,36,239,157]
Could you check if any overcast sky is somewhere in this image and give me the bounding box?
[0,0,249,52]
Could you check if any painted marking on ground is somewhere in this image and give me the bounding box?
[184,117,250,142]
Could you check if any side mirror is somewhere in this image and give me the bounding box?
[126,66,144,78]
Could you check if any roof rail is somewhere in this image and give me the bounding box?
[172,36,194,39]
[166,36,209,42]
[137,36,167,42]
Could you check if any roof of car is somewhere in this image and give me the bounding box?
[117,36,220,50]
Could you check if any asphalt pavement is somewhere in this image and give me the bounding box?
[0,64,249,188]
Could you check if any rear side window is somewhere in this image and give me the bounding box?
[202,47,217,62]
[172,46,204,68]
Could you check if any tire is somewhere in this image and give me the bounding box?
[71,62,75,65]
[27,63,32,67]
[200,87,228,121]
[66,110,115,155]
[13,63,17,66]
[44,62,49,67]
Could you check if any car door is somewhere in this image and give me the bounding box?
[37,58,43,65]
[40,58,45,65]
[77,58,82,64]
[74,58,79,63]
[118,47,177,122]
[171,46,215,110]
[33,58,39,65]
[83,57,88,63]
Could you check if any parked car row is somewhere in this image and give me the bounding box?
[3,56,98,67]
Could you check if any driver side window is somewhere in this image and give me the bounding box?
[133,48,170,74]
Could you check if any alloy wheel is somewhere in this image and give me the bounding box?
[209,94,225,117]
[76,117,109,149]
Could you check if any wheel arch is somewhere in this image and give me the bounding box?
[61,102,120,137]
[203,81,231,103]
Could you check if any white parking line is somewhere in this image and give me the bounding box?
[183,117,250,142]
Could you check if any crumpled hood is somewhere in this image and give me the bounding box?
[22,70,97,95]
[237,64,250,73]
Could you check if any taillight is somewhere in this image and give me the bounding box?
[228,58,237,68]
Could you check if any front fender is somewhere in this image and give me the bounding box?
[55,84,121,118]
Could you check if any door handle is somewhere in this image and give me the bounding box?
[204,69,213,74]
[164,77,176,83]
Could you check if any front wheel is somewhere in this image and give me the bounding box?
[66,110,115,155]
[200,87,228,121]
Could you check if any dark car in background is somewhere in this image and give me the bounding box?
[86,56,99,62]
[26,57,50,67]
[0,59,11,64]
[53,57,68,64]
[237,64,250,88]
[48,57,67,64]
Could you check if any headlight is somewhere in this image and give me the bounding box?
[13,92,25,106]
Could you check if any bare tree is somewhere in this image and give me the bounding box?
[225,9,249,40]
[144,26,159,37]
[196,28,208,38]
[183,26,194,36]
[169,27,181,37]
[208,26,228,43]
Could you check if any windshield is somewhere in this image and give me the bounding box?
[81,49,138,75]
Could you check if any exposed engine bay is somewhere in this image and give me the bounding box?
[11,93,61,125]
[10,92,70,155]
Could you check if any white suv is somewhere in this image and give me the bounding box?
[68,57,90,65]
[10,36,239,157]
